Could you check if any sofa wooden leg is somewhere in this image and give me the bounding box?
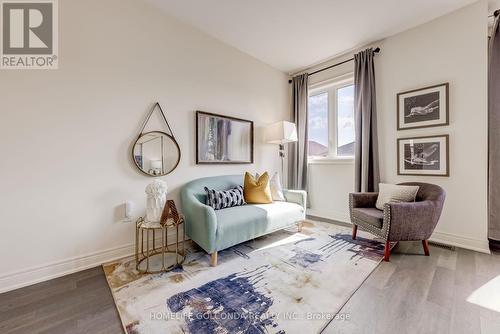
[422,240,430,256]
[210,252,218,267]
[352,224,358,240]
[384,241,391,262]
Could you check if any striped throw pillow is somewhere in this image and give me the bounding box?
[204,185,246,210]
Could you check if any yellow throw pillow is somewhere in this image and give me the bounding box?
[244,172,273,204]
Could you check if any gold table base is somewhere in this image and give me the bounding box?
[135,217,186,274]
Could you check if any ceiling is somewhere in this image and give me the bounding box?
[147,0,482,73]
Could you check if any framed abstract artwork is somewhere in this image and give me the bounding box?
[397,135,449,176]
[196,111,254,164]
[397,83,449,130]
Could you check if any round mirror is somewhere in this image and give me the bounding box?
[132,131,181,176]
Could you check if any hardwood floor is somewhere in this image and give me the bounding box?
[0,266,123,334]
[323,242,500,334]
[1,243,499,333]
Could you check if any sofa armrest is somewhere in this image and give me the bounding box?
[180,192,218,253]
[283,189,307,210]
[349,192,379,208]
[385,200,439,241]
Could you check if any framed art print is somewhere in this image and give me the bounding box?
[397,83,449,130]
[196,111,254,164]
[397,135,449,176]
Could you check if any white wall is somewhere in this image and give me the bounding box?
[307,1,489,252]
[308,161,354,222]
[378,1,489,252]
[490,0,500,12]
[0,0,289,292]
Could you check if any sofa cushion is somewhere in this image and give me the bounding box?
[244,172,273,204]
[351,207,384,229]
[375,183,419,210]
[256,172,286,201]
[204,185,245,210]
[214,202,305,251]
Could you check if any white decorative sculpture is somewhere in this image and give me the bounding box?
[145,179,168,223]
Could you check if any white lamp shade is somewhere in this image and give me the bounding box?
[265,121,298,144]
[150,160,162,169]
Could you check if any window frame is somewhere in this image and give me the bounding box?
[308,73,355,164]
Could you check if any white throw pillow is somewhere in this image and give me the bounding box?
[375,183,419,210]
[255,172,286,201]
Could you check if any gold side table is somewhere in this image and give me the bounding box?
[135,200,185,274]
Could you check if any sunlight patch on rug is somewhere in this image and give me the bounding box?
[252,233,311,252]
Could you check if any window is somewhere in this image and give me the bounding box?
[308,92,329,157]
[308,75,355,160]
[336,84,355,157]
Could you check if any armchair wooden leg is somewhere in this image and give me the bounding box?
[210,252,218,267]
[297,221,303,232]
[352,224,358,240]
[384,241,391,262]
[422,240,430,256]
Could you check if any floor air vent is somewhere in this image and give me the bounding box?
[429,241,456,251]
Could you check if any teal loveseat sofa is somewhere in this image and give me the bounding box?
[180,175,307,266]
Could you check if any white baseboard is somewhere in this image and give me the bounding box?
[0,234,184,294]
[306,209,350,224]
[307,210,490,254]
[430,231,490,254]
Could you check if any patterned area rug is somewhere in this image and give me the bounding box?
[103,220,389,334]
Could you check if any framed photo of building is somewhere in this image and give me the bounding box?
[397,135,449,176]
[397,83,449,130]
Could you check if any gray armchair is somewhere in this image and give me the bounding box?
[349,182,446,261]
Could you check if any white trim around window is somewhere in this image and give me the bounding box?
[308,73,355,163]
[308,157,354,165]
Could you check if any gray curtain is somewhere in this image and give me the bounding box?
[288,73,309,190]
[354,48,380,192]
[489,15,500,241]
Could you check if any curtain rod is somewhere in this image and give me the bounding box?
[288,47,380,84]
[489,9,500,18]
